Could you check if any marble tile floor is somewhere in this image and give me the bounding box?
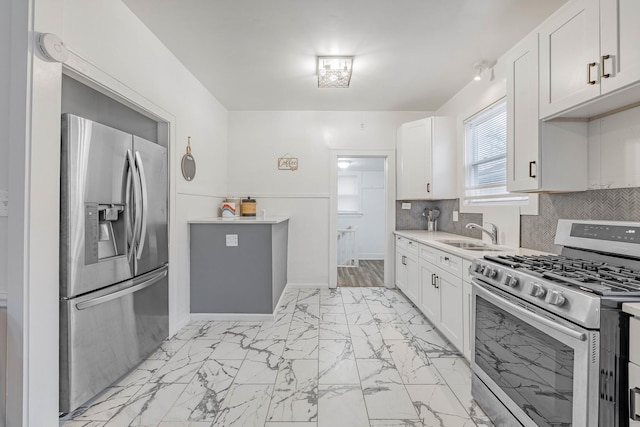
[61,287,494,427]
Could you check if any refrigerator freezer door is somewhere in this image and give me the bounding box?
[59,265,169,414]
[60,114,134,298]
[133,136,168,276]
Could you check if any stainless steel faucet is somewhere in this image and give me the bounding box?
[465,222,498,245]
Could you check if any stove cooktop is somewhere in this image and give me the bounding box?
[484,254,640,296]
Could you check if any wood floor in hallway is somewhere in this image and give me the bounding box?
[338,259,384,287]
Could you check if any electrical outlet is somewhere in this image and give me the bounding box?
[226,234,238,247]
[452,210,459,222]
[401,202,411,210]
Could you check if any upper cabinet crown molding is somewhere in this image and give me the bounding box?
[396,117,456,200]
[539,0,640,120]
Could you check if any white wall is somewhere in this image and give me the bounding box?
[6,0,229,424]
[228,111,429,284]
[337,170,386,259]
[435,59,524,249]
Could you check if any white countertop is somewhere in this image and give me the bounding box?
[623,303,640,318]
[189,216,290,224]
[394,230,551,260]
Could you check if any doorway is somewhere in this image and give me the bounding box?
[329,150,395,289]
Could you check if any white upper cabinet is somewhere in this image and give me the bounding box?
[540,0,640,119]
[396,117,456,200]
[506,32,589,192]
[600,0,640,94]
[539,0,600,118]
[506,33,541,192]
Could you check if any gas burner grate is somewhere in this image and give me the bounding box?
[484,254,640,295]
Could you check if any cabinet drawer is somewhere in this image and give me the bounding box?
[631,317,640,365]
[435,250,463,277]
[405,239,419,255]
[396,235,409,251]
[419,244,437,263]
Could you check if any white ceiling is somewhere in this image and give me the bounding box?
[123,0,566,112]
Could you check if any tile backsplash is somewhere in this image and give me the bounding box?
[395,199,483,239]
[520,187,640,254]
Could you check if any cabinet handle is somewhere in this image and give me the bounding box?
[630,387,640,421]
[431,273,436,287]
[402,255,406,266]
[529,161,537,178]
[587,62,597,85]
[601,55,611,78]
[427,183,431,193]
[435,276,440,289]
[444,256,450,262]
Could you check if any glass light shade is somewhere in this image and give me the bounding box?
[318,56,353,88]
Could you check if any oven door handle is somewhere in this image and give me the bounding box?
[474,281,587,342]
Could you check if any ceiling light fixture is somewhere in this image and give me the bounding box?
[318,56,353,88]
[473,61,488,81]
[473,60,497,82]
[337,160,352,169]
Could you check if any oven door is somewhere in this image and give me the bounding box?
[471,279,600,427]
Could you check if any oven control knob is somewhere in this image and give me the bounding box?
[483,267,497,278]
[547,290,566,306]
[502,274,519,288]
[474,263,484,273]
[529,283,547,298]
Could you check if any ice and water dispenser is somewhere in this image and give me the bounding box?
[84,203,126,264]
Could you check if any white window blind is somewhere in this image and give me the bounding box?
[464,99,527,204]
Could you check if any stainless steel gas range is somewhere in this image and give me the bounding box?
[470,219,640,427]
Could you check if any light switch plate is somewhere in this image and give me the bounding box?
[401,203,411,210]
[452,210,459,222]
[226,234,238,247]
[0,190,7,217]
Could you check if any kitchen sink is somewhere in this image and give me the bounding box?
[436,239,506,251]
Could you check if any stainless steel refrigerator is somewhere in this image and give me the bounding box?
[59,114,169,414]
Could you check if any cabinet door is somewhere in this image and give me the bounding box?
[437,269,464,353]
[395,249,407,292]
[462,281,472,361]
[539,0,600,118]
[397,118,431,199]
[600,0,640,94]
[630,362,640,426]
[405,253,420,305]
[507,33,541,192]
[419,260,440,324]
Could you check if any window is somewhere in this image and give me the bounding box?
[464,99,526,205]
[337,173,362,213]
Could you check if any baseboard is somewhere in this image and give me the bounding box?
[190,313,275,322]
[286,282,329,289]
[171,314,191,336]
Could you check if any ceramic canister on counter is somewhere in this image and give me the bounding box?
[241,197,257,216]
[221,202,236,218]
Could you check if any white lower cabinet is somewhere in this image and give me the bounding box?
[419,260,440,321]
[417,246,464,354]
[394,235,474,357]
[395,236,419,305]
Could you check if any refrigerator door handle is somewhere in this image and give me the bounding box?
[75,268,167,311]
[125,149,138,262]
[134,151,148,260]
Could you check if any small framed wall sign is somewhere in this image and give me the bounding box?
[278,153,299,171]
